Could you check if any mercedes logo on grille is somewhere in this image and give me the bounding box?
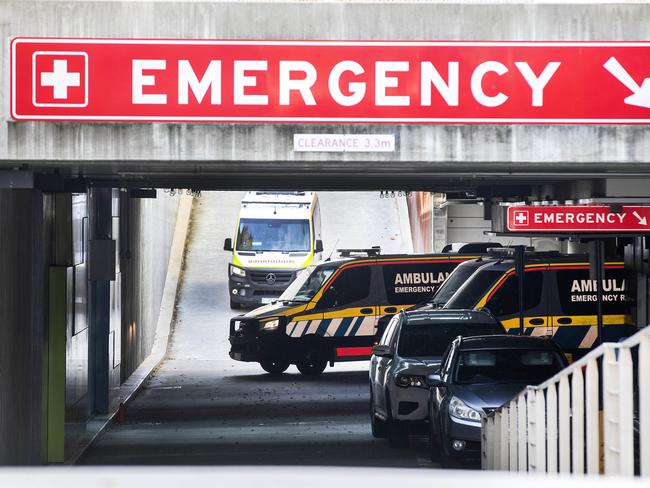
[265,273,277,285]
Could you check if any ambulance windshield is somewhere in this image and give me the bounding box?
[444,267,503,309]
[430,261,483,306]
[236,218,310,252]
[279,265,336,303]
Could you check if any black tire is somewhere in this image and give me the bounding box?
[260,359,290,375]
[370,389,388,438]
[296,349,327,376]
[428,418,442,462]
[385,391,408,448]
[230,298,240,310]
[387,420,408,448]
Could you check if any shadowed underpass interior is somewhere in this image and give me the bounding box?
[80,192,436,467]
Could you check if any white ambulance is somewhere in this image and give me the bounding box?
[224,192,323,309]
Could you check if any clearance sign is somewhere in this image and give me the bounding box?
[10,38,650,123]
[507,205,650,233]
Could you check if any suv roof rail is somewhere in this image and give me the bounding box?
[337,246,381,257]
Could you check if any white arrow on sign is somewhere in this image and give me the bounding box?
[633,211,648,226]
[603,57,650,108]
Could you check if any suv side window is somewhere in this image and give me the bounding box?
[380,315,401,346]
[316,265,372,310]
[440,340,458,381]
[485,271,543,317]
[440,343,453,374]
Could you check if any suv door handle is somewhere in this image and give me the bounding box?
[384,307,397,314]
[360,308,373,315]
[529,318,545,326]
[556,317,572,325]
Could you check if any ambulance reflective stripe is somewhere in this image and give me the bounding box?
[501,315,627,330]
[334,317,355,336]
[305,320,320,335]
[288,320,310,337]
[578,326,599,349]
[315,319,331,336]
[286,316,375,337]
[502,314,630,349]
[349,316,373,336]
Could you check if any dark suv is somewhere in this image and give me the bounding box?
[428,335,567,465]
[369,309,504,446]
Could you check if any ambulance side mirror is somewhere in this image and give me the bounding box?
[315,240,324,253]
[223,238,233,251]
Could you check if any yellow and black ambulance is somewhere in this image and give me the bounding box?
[431,250,635,355]
[229,250,483,375]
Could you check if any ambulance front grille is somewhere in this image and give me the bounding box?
[249,271,294,284]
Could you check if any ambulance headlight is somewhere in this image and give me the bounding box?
[261,318,280,331]
[230,265,246,277]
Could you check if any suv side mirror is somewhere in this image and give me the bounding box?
[427,372,445,387]
[315,239,324,253]
[223,238,233,251]
[372,345,393,358]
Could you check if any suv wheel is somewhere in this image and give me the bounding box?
[260,359,290,375]
[296,349,327,376]
[385,391,408,448]
[387,420,408,448]
[428,417,442,461]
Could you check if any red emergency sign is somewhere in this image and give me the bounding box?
[507,205,650,232]
[10,39,650,123]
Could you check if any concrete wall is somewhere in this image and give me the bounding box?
[0,190,45,464]
[1,1,650,174]
[0,186,181,464]
[407,192,433,253]
[120,193,180,381]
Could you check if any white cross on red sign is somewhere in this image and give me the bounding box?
[41,60,80,99]
[31,50,88,107]
[507,205,650,233]
[11,39,650,123]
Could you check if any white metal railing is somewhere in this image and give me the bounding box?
[482,325,650,476]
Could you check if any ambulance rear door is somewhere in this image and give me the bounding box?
[480,265,550,336]
[550,263,631,351]
[309,260,378,358]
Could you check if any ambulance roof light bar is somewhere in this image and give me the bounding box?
[337,246,381,257]
[486,247,564,259]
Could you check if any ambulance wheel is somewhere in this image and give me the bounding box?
[296,350,327,376]
[260,359,290,375]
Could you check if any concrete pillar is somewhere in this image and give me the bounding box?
[0,189,45,464]
[88,188,113,415]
